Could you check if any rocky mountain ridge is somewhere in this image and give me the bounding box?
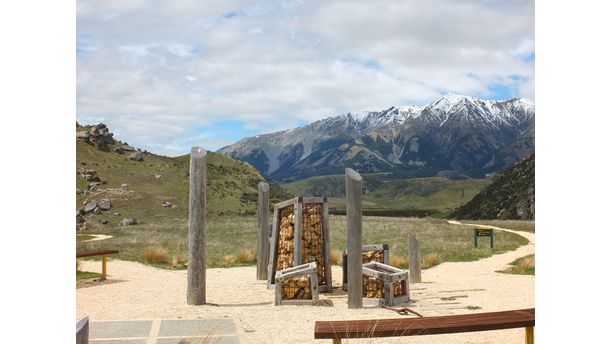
[218,95,535,182]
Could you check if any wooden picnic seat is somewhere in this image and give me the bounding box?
[314,308,535,343]
[76,249,119,280]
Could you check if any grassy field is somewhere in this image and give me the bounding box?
[283,175,491,217]
[77,215,529,270]
[460,219,535,232]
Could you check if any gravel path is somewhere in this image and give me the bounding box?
[77,223,534,343]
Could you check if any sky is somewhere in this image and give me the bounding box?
[76,0,535,156]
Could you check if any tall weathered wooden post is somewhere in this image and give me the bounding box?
[256,181,270,280]
[187,147,207,305]
[345,168,363,309]
[409,235,422,283]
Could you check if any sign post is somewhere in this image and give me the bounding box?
[474,227,494,248]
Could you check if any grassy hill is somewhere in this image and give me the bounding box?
[76,125,290,231]
[283,173,491,217]
[449,154,535,220]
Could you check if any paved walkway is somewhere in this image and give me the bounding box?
[88,319,243,344]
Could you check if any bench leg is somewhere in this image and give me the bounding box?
[332,338,341,344]
[525,326,534,344]
[101,255,107,280]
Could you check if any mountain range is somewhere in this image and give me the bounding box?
[218,94,535,182]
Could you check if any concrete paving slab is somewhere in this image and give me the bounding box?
[158,319,236,337]
[89,319,241,344]
[155,336,240,344]
[90,320,152,339]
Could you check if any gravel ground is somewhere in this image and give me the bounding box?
[77,223,534,343]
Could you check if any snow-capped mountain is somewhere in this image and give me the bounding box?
[218,95,535,182]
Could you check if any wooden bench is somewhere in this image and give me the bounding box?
[76,249,119,280]
[314,308,535,344]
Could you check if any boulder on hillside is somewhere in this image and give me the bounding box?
[84,200,98,213]
[121,184,129,191]
[88,123,115,150]
[121,144,135,152]
[128,151,144,161]
[113,146,125,154]
[80,169,100,182]
[155,174,162,180]
[76,212,85,224]
[119,218,137,226]
[99,199,112,211]
[100,219,108,224]
[76,131,90,140]
[162,201,172,208]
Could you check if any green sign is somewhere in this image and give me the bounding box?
[474,227,494,248]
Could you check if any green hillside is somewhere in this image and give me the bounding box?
[449,154,535,220]
[283,173,491,217]
[76,125,290,231]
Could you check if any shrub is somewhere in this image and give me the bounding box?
[144,246,169,264]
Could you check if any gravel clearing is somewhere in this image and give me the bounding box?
[77,222,534,343]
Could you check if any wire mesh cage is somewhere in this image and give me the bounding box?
[342,244,390,291]
[274,262,319,305]
[361,261,409,306]
[267,197,331,292]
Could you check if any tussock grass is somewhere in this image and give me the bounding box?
[218,254,238,266]
[390,255,409,269]
[423,253,440,268]
[499,254,535,275]
[330,249,343,265]
[236,248,256,263]
[172,253,188,268]
[144,246,169,264]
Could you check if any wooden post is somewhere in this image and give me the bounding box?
[293,197,303,266]
[525,326,534,344]
[76,316,89,344]
[256,182,270,280]
[267,206,280,289]
[408,235,422,283]
[345,168,363,309]
[187,147,207,305]
[101,255,107,280]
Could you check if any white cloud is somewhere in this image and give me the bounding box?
[77,0,534,156]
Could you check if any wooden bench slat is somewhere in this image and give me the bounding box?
[314,308,534,339]
[76,249,119,258]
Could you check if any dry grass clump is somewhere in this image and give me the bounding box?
[423,252,440,268]
[171,253,188,268]
[390,255,409,269]
[499,254,535,275]
[236,248,256,264]
[330,249,343,265]
[517,255,535,270]
[144,246,170,264]
[218,254,238,266]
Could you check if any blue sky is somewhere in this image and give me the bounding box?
[76,0,534,156]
